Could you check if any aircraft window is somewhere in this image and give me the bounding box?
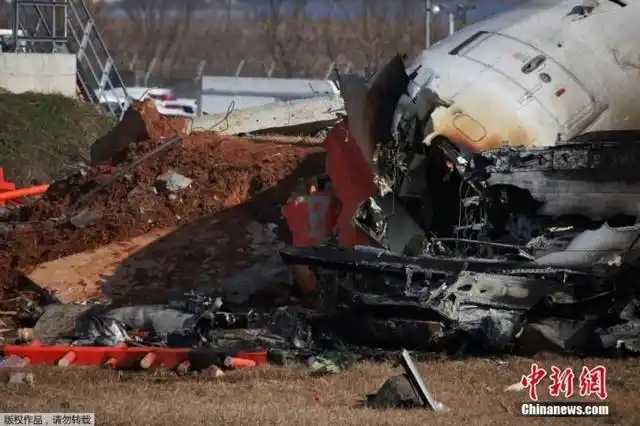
[521,55,547,74]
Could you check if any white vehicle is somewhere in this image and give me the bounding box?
[97,86,194,117]
[0,29,27,52]
[381,0,640,155]
[155,98,198,118]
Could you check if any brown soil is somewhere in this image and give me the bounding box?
[0,101,325,303]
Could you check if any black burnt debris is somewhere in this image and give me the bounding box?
[277,56,640,358]
[280,133,640,356]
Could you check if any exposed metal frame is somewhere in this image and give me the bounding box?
[11,0,68,52]
[9,0,130,120]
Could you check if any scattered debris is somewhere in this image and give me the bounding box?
[6,371,35,386]
[366,374,424,409]
[504,382,526,392]
[0,354,26,369]
[366,350,447,411]
[306,351,355,376]
[69,208,103,229]
[201,364,225,377]
[0,355,34,386]
[154,170,192,193]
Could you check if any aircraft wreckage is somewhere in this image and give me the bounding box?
[20,0,640,360]
[280,0,640,356]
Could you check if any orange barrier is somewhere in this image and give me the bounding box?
[0,167,16,192]
[223,356,257,369]
[2,342,268,371]
[0,167,50,205]
[0,184,49,202]
[0,167,16,207]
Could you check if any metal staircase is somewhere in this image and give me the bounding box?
[10,0,129,119]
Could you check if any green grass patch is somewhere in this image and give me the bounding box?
[0,91,115,185]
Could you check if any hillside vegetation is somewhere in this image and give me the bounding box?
[0,92,115,185]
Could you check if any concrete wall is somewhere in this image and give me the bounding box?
[199,76,340,115]
[0,53,76,97]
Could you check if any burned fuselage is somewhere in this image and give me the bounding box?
[399,0,640,153]
[345,0,640,260]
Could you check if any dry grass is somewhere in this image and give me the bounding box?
[1,354,638,425]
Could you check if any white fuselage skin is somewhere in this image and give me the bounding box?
[397,0,640,152]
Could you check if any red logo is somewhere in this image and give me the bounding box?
[579,365,608,400]
[520,364,608,401]
[549,366,575,398]
[520,363,547,401]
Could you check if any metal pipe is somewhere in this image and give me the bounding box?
[16,0,68,5]
[448,12,455,36]
[425,0,432,48]
[0,185,50,202]
[53,4,57,44]
[234,59,245,77]
[11,0,19,51]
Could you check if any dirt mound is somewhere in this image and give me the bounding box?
[90,99,191,165]
[0,101,326,302]
[0,92,115,185]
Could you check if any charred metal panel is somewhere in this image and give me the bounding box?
[340,74,376,167]
[280,246,595,277]
[339,55,409,167]
[353,192,427,254]
[478,139,640,218]
[533,223,640,268]
[434,272,560,312]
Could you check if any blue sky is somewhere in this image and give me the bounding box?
[269,0,527,21]
[107,0,529,21]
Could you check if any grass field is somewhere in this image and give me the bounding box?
[1,354,638,425]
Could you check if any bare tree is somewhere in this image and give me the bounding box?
[319,1,340,61]
[201,0,244,76]
[262,0,311,77]
[97,0,469,82]
[117,0,198,80]
[0,1,12,28]
[332,0,401,76]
